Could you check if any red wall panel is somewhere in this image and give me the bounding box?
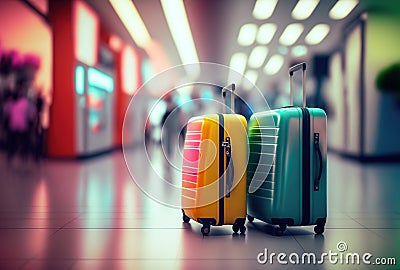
[47,0,76,157]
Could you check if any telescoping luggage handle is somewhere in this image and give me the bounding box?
[289,62,307,107]
[222,83,235,114]
[289,63,323,191]
[221,83,235,197]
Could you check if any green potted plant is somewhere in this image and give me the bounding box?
[375,63,400,104]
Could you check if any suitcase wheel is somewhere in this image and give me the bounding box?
[201,225,210,236]
[182,214,190,223]
[314,225,324,235]
[232,224,246,235]
[247,215,254,223]
[274,224,287,236]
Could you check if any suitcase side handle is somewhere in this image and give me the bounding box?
[314,133,323,191]
[222,137,234,197]
[222,83,235,114]
[289,62,307,107]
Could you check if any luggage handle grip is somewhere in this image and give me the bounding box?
[289,62,306,75]
[222,83,235,114]
[314,133,323,191]
[289,62,307,107]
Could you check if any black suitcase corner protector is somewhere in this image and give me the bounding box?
[233,218,246,226]
[316,218,326,226]
[197,218,217,226]
[271,218,294,226]
[301,108,311,226]
[218,114,224,226]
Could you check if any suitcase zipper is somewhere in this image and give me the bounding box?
[218,114,225,226]
[222,137,232,198]
[301,108,311,226]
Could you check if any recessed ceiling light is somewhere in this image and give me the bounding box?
[238,23,258,46]
[292,45,308,57]
[329,0,359,20]
[305,24,330,45]
[256,23,277,45]
[252,0,278,20]
[264,54,284,75]
[248,46,269,69]
[278,46,288,55]
[229,52,247,75]
[227,52,247,84]
[243,70,259,90]
[292,0,319,20]
[279,23,304,46]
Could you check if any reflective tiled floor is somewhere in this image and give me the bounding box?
[0,148,399,270]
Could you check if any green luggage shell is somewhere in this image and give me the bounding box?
[247,107,327,227]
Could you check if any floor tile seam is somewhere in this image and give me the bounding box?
[0,213,81,229]
[76,258,189,261]
[286,229,308,253]
[16,258,78,270]
[347,216,369,229]
[325,226,368,229]
[0,226,73,231]
[350,216,400,229]
[71,258,258,261]
[60,227,191,230]
[52,215,82,234]
[51,227,189,230]
[0,216,80,220]
[21,221,79,261]
[364,226,393,241]
[19,258,91,270]
[0,226,67,229]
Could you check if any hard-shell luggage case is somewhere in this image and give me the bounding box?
[181,85,248,236]
[247,63,327,235]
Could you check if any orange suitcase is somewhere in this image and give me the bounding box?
[181,85,248,236]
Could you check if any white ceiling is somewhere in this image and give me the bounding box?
[86,0,395,94]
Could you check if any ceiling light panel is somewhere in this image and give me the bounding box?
[256,23,277,45]
[161,0,199,69]
[329,0,359,20]
[248,46,269,69]
[292,45,308,57]
[229,52,247,75]
[305,24,330,45]
[253,0,278,20]
[279,23,304,46]
[237,23,258,46]
[264,54,284,75]
[291,0,319,20]
[109,0,151,49]
[243,70,258,90]
[227,52,248,84]
[245,70,258,84]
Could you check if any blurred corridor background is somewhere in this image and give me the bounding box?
[0,0,400,269]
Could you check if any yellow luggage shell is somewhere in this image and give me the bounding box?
[181,114,247,234]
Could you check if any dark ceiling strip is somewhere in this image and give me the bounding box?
[20,0,49,25]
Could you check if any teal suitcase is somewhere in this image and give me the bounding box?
[246,63,327,235]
